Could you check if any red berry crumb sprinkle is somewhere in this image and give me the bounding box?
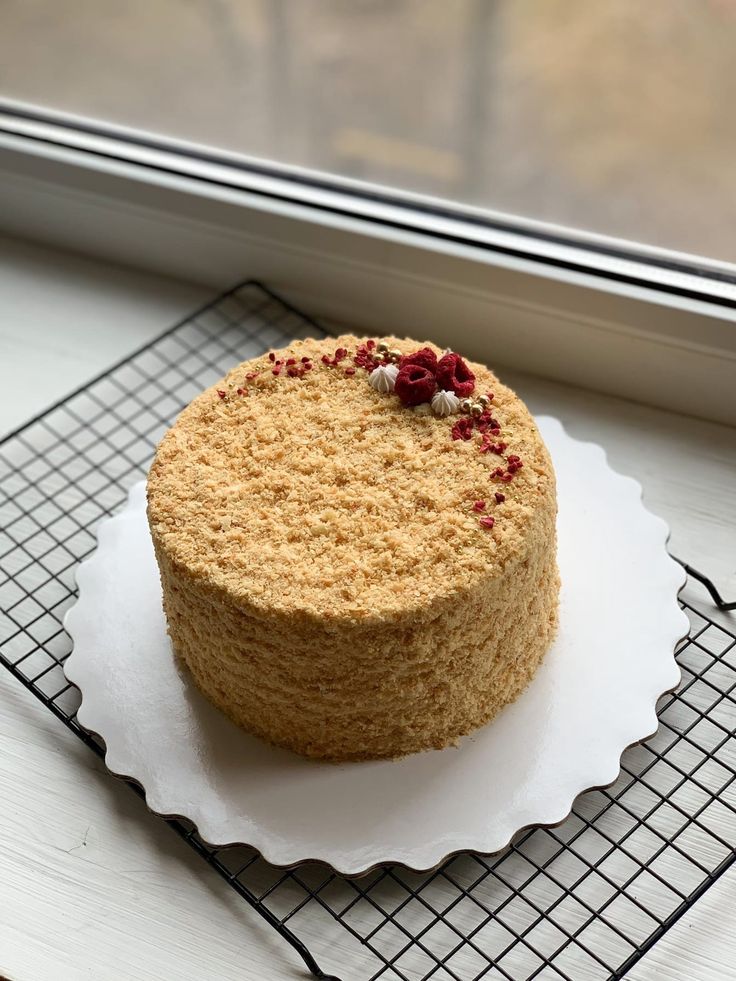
[490,454,523,482]
[495,491,506,503]
[394,364,436,406]
[476,415,500,434]
[473,500,486,512]
[322,347,351,367]
[451,416,475,441]
[436,352,476,398]
[479,515,495,529]
[216,389,227,399]
[245,372,257,381]
[354,340,381,371]
[268,352,276,362]
[479,436,507,455]
[345,366,356,376]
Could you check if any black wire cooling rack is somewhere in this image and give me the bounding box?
[1,279,735,981]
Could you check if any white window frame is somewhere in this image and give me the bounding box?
[1,99,734,425]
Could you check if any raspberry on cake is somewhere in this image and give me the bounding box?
[146,335,560,761]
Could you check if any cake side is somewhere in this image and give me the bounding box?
[153,509,558,760]
[147,334,559,760]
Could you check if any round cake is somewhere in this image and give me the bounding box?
[147,335,559,761]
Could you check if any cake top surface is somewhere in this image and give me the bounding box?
[147,335,555,622]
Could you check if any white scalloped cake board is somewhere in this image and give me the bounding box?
[63,416,688,875]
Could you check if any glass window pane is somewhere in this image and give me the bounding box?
[2,0,735,264]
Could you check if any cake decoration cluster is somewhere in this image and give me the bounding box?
[221,337,526,531]
[390,344,476,410]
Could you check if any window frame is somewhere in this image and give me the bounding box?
[0,98,734,425]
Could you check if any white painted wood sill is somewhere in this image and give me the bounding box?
[0,234,734,981]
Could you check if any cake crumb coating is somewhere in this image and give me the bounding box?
[147,335,559,760]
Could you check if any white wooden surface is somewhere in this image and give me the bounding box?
[0,234,734,981]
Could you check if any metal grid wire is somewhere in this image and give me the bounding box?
[1,279,735,981]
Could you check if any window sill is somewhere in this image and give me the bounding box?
[0,232,734,981]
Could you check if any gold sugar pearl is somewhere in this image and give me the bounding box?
[470,403,484,418]
[388,348,402,362]
[459,398,473,414]
[377,342,389,353]
[478,394,491,409]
